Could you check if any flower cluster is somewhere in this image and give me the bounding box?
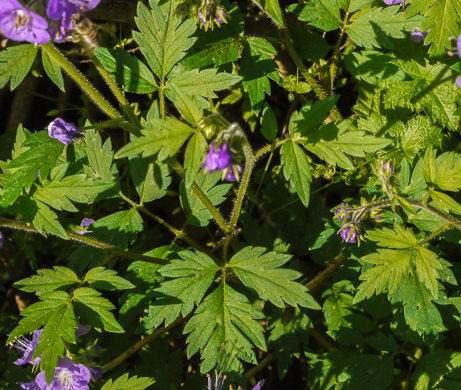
[48,118,80,145]
[12,326,99,390]
[202,142,242,181]
[198,0,228,31]
[334,204,357,243]
[0,0,100,44]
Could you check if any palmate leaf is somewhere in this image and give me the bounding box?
[184,283,267,373]
[94,47,158,94]
[0,44,39,89]
[115,118,195,161]
[229,247,320,309]
[83,267,135,291]
[432,152,461,191]
[32,199,68,239]
[180,170,232,227]
[0,131,64,207]
[32,174,115,212]
[144,250,219,328]
[289,0,341,32]
[7,291,77,385]
[280,140,312,207]
[73,287,124,333]
[407,0,461,57]
[84,129,118,183]
[133,0,196,81]
[182,37,241,69]
[347,6,421,49]
[14,266,80,295]
[101,373,154,390]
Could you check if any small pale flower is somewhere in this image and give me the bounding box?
[0,0,50,44]
[48,118,80,145]
[12,329,42,366]
[76,218,97,235]
[35,357,91,390]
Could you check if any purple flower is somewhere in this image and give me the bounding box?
[383,0,405,7]
[457,76,461,88]
[75,323,92,338]
[0,231,3,249]
[35,357,91,390]
[76,218,97,235]
[340,225,357,243]
[203,143,233,172]
[12,329,42,366]
[89,367,102,381]
[18,381,37,390]
[225,164,242,181]
[48,118,80,145]
[47,0,100,29]
[215,7,228,24]
[411,28,428,43]
[383,162,393,174]
[0,0,50,44]
[252,380,265,390]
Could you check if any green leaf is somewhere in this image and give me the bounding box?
[261,102,278,141]
[323,281,357,331]
[73,287,124,333]
[430,190,461,215]
[7,291,77,384]
[433,152,461,192]
[130,156,173,203]
[32,174,115,212]
[0,44,39,90]
[101,373,155,390]
[32,200,68,239]
[184,132,207,187]
[182,37,241,69]
[184,283,267,373]
[84,129,118,183]
[229,247,320,309]
[14,266,80,295]
[167,68,241,103]
[347,7,421,49]
[180,170,231,226]
[414,247,444,300]
[41,49,65,92]
[165,80,203,126]
[366,225,417,249]
[289,0,341,31]
[115,118,195,160]
[252,0,284,27]
[94,47,158,93]
[144,250,219,328]
[407,0,461,57]
[411,350,461,389]
[133,0,196,81]
[83,267,135,291]
[280,140,312,207]
[0,131,64,207]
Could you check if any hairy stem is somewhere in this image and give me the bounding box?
[40,44,122,123]
[81,42,143,134]
[168,157,229,233]
[0,217,167,265]
[418,223,453,246]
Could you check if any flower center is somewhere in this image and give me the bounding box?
[57,370,74,390]
[13,10,30,31]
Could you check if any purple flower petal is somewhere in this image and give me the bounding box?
[12,329,42,366]
[75,323,91,338]
[18,381,37,390]
[0,3,50,44]
[0,231,3,249]
[410,28,428,43]
[252,380,265,390]
[457,76,461,88]
[225,165,242,181]
[340,226,357,243]
[35,357,91,390]
[204,143,233,172]
[48,118,80,145]
[80,218,97,228]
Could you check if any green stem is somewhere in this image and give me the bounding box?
[328,15,348,93]
[118,192,210,253]
[167,157,229,233]
[159,79,166,119]
[0,217,168,265]
[81,42,143,135]
[101,316,185,374]
[280,30,343,122]
[345,199,461,232]
[254,139,289,160]
[40,43,122,123]
[418,223,452,246]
